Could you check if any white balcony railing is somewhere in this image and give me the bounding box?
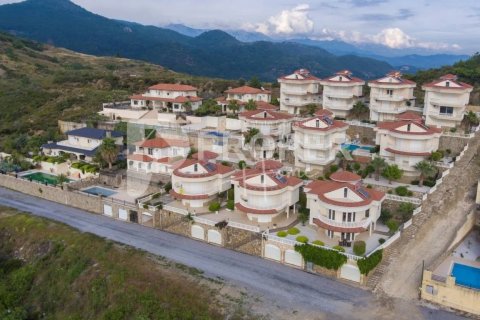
[375,94,405,102]
[316,214,371,229]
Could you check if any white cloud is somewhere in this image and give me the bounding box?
[319,27,460,50]
[244,4,314,36]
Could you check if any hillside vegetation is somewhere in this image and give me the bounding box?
[0,208,255,319]
[0,32,239,153]
[0,0,393,80]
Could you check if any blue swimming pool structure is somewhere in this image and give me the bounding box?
[82,186,117,197]
[451,263,480,290]
[341,143,375,152]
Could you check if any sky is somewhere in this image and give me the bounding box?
[1,0,479,54]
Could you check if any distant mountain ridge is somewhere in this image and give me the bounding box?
[0,0,393,80]
[166,24,469,71]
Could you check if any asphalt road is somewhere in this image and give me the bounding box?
[0,187,466,320]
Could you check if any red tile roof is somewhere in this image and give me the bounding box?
[128,154,153,162]
[239,110,294,121]
[136,137,190,148]
[278,69,321,81]
[232,169,302,192]
[321,70,364,83]
[173,159,235,178]
[225,86,271,95]
[130,94,202,103]
[294,115,348,132]
[395,111,423,122]
[235,203,278,215]
[315,109,334,117]
[305,180,385,207]
[148,83,198,91]
[256,101,280,111]
[369,71,416,86]
[377,120,442,136]
[313,218,366,233]
[330,171,362,183]
[422,74,473,90]
[192,151,219,160]
[254,160,283,170]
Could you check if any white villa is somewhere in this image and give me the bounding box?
[216,86,272,113]
[278,69,322,115]
[369,71,417,122]
[293,110,348,173]
[130,83,202,113]
[305,172,385,245]
[42,128,123,162]
[239,109,294,160]
[232,160,302,223]
[320,70,365,118]
[423,74,473,128]
[170,159,235,208]
[375,111,442,176]
[127,137,191,174]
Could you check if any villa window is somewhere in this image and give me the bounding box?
[327,230,334,238]
[194,164,198,172]
[87,139,91,144]
[365,209,370,218]
[344,188,348,198]
[439,106,453,115]
[386,89,393,96]
[133,100,138,105]
[148,148,153,155]
[445,81,450,87]
[328,209,335,220]
[342,212,347,222]
[315,119,320,128]
[261,175,265,184]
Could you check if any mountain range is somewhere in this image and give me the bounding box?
[166,25,469,72]
[0,0,394,81]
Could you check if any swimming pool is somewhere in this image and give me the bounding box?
[82,186,117,197]
[451,263,480,289]
[21,172,71,185]
[341,143,375,152]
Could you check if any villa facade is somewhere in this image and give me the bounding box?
[293,110,348,173]
[130,83,202,113]
[216,86,272,113]
[320,70,365,118]
[423,74,473,128]
[305,172,385,245]
[42,128,123,162]
[170,159,235,208]
[127,137,191,174]
[232,160,302,223]
[369,71,417,122]
[278,69,322,115]
[375,112,442,176]
[239,109,294,160]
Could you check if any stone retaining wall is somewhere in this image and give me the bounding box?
[0,174,103,214]
[439,135,469,156]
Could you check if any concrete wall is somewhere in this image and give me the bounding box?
[447,210,477,252]
[0,174,103,214]
[439,136,469,156]
[421,270,480,315]
[58,120,86,134]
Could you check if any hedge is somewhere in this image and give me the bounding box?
[353,241,366,256]
[312,240,324,246]
[208,202,221,212]
[357,250,383,275]
[277,231,287,237]
[332,245,345,252]
[295,244,347,270]
[226,200,234,210]
[296,236,309,243]
[287,227,300,235]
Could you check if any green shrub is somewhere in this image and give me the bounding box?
[353,163,361,171]
[357,250,383,275]
[277,231,287,237]
[226,200,234,210]
[353,241,366,256]
[227,188,234,201]
[386,219,399,233]
[394,186,410,196]
[312,240,324,246]
[295,244,347,270]
[378,238,386,244]
[423,180,436,187]
[296,236,309,243]
[380,209,391,224]
[366,184,373,189]
[430,151,443,161]
[208,202,221,212]
[287,227,300,235]
[329,165,339,173]
[333,245,345,252]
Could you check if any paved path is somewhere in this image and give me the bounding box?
[0,187,465,320]
[363,177,430,193]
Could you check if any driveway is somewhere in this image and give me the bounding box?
[0,187,466,320]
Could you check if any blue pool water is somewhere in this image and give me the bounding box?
[82,186,117,197]
[341,143,375,152]
[451,263,480,289]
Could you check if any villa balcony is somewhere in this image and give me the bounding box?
[429,112,464,121]
[323,101,352,110]
[374,95,406,102]
[283,99,319,107]
[370,104,407,114]
[315,214,372,230]
[325,92,354,99]
[298,140,331,150]
[281,89,310,95]
[429,98,464,108]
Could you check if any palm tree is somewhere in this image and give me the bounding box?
[227,100,240,114]
[371,156,387,181]
[245,99,257,111]
[98,137,118,169]
[336,151,350,170]
[464,111,479,132]
[414,160,436,187]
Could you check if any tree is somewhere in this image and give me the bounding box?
[227,100,240,114]
[382,164,403,184]
[244,99,257,111]
[351,101,369,119]
[98,137,118,169]
[414,160,436,187]
[336,150,351,170]
[244,128,260,144]
[398,202,415,222]
[56,173,69,185]
[183,101,192,113]
[271,97,280,106]
[300,104,318,116]
[248,76,262,89]
[194,99,221,116]
[371,156,387,181]
[464,111,479,132]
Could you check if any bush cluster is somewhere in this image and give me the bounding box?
[208,202,221,212]
[296,236,309,243]
[394,186,413,197]
[353,241,366,256]
[287,227,300,235]
[295,244,347,270]
[357,250,383,275]
[277,231,287,237]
